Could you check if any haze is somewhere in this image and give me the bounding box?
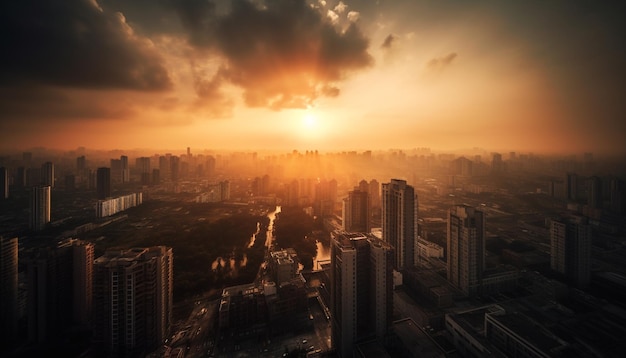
[1,0,624,155]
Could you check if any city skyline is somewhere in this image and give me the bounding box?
[1,1,625,155]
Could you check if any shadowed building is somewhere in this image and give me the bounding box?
[331,232,394,358]
[30,185,51,231]
[1,237,18,347]
[447,205,485,296]
[93,247,173,358]
[382,179,417,270]
[550,215,591,288]
[343,189,370,233]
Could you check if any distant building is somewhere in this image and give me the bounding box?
[382,179,417,270]
[0,237,18,346]
[447,205,485,296]
[93,247,173,358]
[550,215,591,288]
[30,185,51,231]
[369,179,380,211]
[269,249,299,285]
[0,167,8,199]
[41,161,54,187]
[96,167,111,200]
[342,189,370,233]
[587,176,603,209]
[565,172,578,201]
[120,155,129,183]
[330,232,394,358]
[96,193,143,218]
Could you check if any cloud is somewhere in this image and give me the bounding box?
[381,34,396,49]
[0,0,172,91]
[211,0,373,110]
[327,10,340,24]
[334,1,347,14]
[347,11,360,22]
[427,53,458,71]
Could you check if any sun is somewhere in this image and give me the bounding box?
[303,113,317,128]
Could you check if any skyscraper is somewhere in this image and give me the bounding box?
[0,237,18,346]
[382,179,417,270]
[550,215,592,288]
[0,166,8,199]
[30,185,51,231]
[587,176,603,209]
[26,239,95,343]
[57,239,94,326]
[566,172,578,201]
[120,155,129,183]
[330,232,393,358]
[41,161,54,187]
[93,246,173,357]
[447,205,485,296]
[342,189,370,233]
[96,167,111,200]
[110,159,122,183]
[369,179,380,211]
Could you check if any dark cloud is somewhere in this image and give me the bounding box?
[427,53,457,71]
[210,0,373,109]
[0,0,172,90]
[381,34,396,49]
[0,85,136,122]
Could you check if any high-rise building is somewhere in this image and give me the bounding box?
[120,155,129,183]
[550,215,592,288]
[30,185,51,231]
[369,179,380,210]
[57,239,94,326]
[26,239,95,344]
[93,246,173,357]
[566,172,578,201]
[41,161,54,187]
[0,167,8,199]
[96,167,111,200]
[0,237,18,346]
[342,189,370,233]
[587,176,603,209]
[330,232,393,358]
[447,205,485,296]
[382,179,417,270]
[110,159,122,183]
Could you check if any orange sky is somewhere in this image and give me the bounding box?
[1,1,624,155]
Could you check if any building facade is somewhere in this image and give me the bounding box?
[330,232,394,358]
[382,179,417,270]
[0,237,18,347]
[342,189,370,233]
[550,215,592,288]
[447,205,485,296]
[93,247,173,358]
[30,185,51,231]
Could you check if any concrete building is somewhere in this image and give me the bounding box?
[447,205,485,296]
[41,161,54,187]
[26,239,94,343]
[96,167,111,200]
[550,215,592,288]
[269,249,299,285]
[342,189,370,233]
[30,185,51,231]
[0,166,8,199]
[93,247,173,358]
[330,232,394,358]
[382,179,417,270]
[0,237,18,346]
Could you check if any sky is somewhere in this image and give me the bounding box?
[1,0,624,155]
